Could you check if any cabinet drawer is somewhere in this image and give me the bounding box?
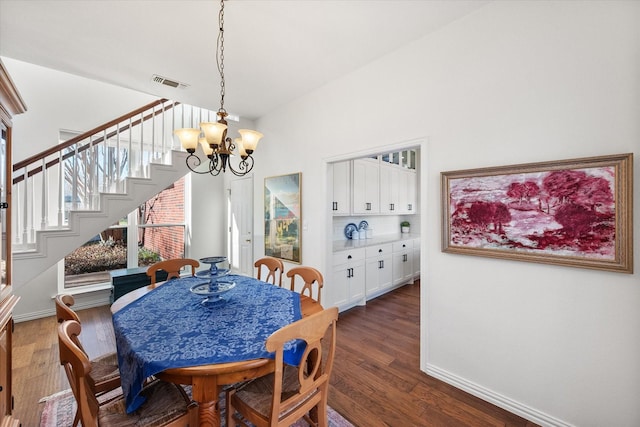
[333,247,366,265]
[393,239,413,252]
[365,243,393,258]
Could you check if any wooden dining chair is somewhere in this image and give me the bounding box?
[146,258,200,286]
[254,256,285,286]
[58,319,197,427]
[226,307,339,427]
[286,266,324,304]
[55,295,121,427]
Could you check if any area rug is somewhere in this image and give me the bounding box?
[39,388,353,427]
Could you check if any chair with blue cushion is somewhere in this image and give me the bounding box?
[226,307,339,427]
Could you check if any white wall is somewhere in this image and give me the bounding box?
[251,2,639,426]
[2,58,157,163]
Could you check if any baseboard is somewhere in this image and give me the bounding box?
[425,364,574,427]
[13,290,112,323]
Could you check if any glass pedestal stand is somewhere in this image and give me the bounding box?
[191,256,236,304]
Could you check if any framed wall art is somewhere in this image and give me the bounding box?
[441,153,633,273]
[264,172,301,264]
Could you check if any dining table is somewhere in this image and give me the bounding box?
[111,274,323,427]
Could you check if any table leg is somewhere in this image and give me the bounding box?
[192,377,223,427]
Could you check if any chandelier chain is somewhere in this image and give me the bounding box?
[217,0,226,114]
[175,0,263,177]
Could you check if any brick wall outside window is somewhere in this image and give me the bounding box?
[139,176,186,260]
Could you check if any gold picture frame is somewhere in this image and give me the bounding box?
[264,172,301,264]
[441,153,633,273]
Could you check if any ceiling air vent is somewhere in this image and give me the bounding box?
[151,74,189,89]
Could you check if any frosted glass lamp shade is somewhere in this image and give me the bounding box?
[199,137,214,156]
[238,129,263,152]
[174,128,201,152]
[235,138,247,158]
[200,122,227,146]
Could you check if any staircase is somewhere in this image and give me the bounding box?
[11,99,216,288]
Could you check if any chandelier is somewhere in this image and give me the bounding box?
[174,0,263,176]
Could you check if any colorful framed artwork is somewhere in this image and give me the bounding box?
[441,153,633,273]
[264,172,301,264]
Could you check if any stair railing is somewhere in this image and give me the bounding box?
[11,99,216,249]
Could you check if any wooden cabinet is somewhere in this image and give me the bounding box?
[392,239,414,286]
[331,248,366,310]
[330,161,351,215]
[0,59,24,427]
[352,158,379,214]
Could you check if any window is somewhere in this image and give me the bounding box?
[63,176,187,289]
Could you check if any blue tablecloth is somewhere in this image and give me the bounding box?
[112,275,303,413]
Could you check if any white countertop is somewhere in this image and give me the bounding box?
[333,233,419,252]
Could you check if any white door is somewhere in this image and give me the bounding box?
[229,177,253,276]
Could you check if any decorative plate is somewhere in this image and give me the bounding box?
[199,256,227,264]
[344,223,358,239]
[196,268,230,278]
[190,281,236,296]
[359,220,369,230]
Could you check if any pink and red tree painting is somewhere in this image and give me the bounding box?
[448,166,616,260]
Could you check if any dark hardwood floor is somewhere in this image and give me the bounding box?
[12,280,537,426]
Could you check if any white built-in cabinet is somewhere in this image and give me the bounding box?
[352,158,379,214]
[330,161,351,215]
[379,164,399,214]
[392,240,414,286]
[364,243,393,298]
[331,149,417,216]
[332,237,420,311]
[331,247,366,308]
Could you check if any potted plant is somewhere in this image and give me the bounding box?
[400,221,410,233]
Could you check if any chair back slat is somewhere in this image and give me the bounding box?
[146,258,200,286]
[286,266,324,304]
[254,256,285,286]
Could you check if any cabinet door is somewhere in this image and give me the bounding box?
[331,263,350,308]
[352,159,379,214]
[0,323,6,418]
[330,161,351,215]
[392,240,414,286]
[365,257,382,297]
[397,169,416,214]
[379,164,400,214]
[350,261,366,303]
[365,244,393,298]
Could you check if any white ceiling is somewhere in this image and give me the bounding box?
[0,0,488,120]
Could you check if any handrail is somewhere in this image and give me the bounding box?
[11,97,215,251]
[13,98,170,172]
[12,100,179,185]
